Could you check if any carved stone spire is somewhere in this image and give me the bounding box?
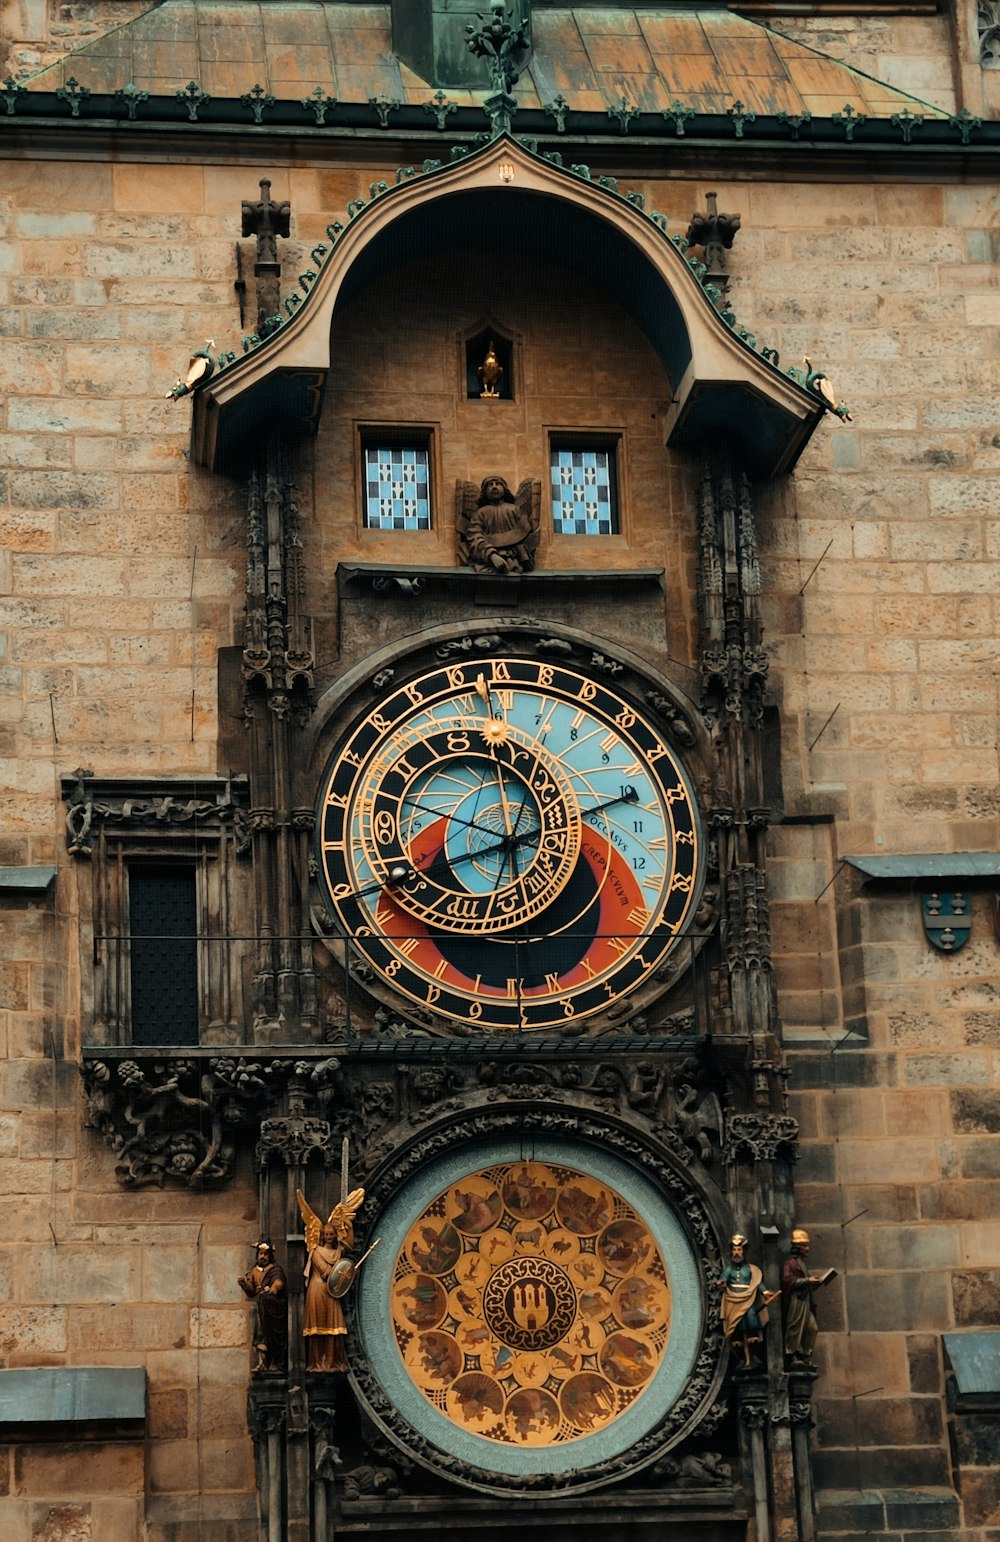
[241,178,291,331]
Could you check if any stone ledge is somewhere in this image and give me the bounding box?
[817,1488,961,1533]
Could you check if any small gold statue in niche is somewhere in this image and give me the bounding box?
[478,341,503,398]
[457,475,541,575]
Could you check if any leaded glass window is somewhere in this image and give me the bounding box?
[364,443,431,531]
[550,446,619,536]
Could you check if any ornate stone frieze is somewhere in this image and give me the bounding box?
[62,770,249,858]
[81,1054,283,1187]
[723,1112,799,1165]
[256,1113,330,1169]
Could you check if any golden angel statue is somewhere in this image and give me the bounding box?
[456,474,541,575]
[296,1186,365,1372]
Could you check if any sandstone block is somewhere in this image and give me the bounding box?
[839,1138,940,1186]
[868,1224,960,1272]
[62,344,150,399]
[148,1389,188,1441]
[13,1444,142,1498]
[25,310,119,342]
[952,1270,1000,1326]
[189,1309,245,1351]
[12,555,127,599]
[83,245,198,281]
[815,1393,944,1449]
[820,1330,910,1397]
[8,399,122,436]
[959,1222,1000,1269]
[0,1307,68,1357]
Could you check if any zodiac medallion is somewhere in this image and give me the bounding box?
[390,1161,671,1447]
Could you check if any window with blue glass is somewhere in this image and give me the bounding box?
[364,442,431,531]
[550,443,619,536]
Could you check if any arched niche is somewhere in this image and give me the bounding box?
[191,137,823,479]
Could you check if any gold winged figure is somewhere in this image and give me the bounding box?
[457,474,541,575]
[296,1186,365,1372]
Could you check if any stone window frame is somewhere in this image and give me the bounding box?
[62,772,251,1048]
[546,428,627,541]
[356,423,439,536]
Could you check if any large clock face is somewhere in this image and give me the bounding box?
[317,656,701,1031]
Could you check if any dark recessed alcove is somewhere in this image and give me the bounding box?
[466,327,514,400]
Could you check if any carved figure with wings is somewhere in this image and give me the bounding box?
[296,1186,365,1372]
[456,474,541,575]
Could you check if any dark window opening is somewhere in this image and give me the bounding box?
[129,863,198,1047]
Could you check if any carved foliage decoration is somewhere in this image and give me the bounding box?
[306,1046,723,1177]
[81,1055,282,1187]
[723,1112,799,1165]
[63,770,249,859]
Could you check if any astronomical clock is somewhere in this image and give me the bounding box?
[316,649,703,1034]
[307,623,735,1499]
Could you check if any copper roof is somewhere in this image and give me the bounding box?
[18,2,947,119]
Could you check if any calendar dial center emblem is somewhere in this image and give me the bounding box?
[317,655,702,1031]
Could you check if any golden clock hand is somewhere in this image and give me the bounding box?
[491,754,518,882]
[351,788,636,904]
[474,671,498,717]
[342,821,544,904]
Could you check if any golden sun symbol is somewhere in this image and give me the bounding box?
[481,717,510,747]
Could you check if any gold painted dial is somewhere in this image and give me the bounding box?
[390,1161,671,1448]
[317,655,702,1031]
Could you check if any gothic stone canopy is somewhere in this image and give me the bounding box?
[189,136,824,478]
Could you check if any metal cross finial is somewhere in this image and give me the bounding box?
[608,96,639,135]
[176,81,211,122]
[776,110,811,141]
[949,106,982,144]
[424,90,458,130]
[662,101,695,138]
[466,1,531,95]
[831,104,865,141]
[302,87,337,126]
[890,108,923,144]
[368,94,401,129]
[543,94,569,133]
[115,81,149,120]
[1,76,27,116]
[56,77,91,118]
[727,100,755,139]
[241,83,276,125]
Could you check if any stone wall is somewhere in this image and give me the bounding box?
[0,0,152,78]
[0,135,998,1538]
